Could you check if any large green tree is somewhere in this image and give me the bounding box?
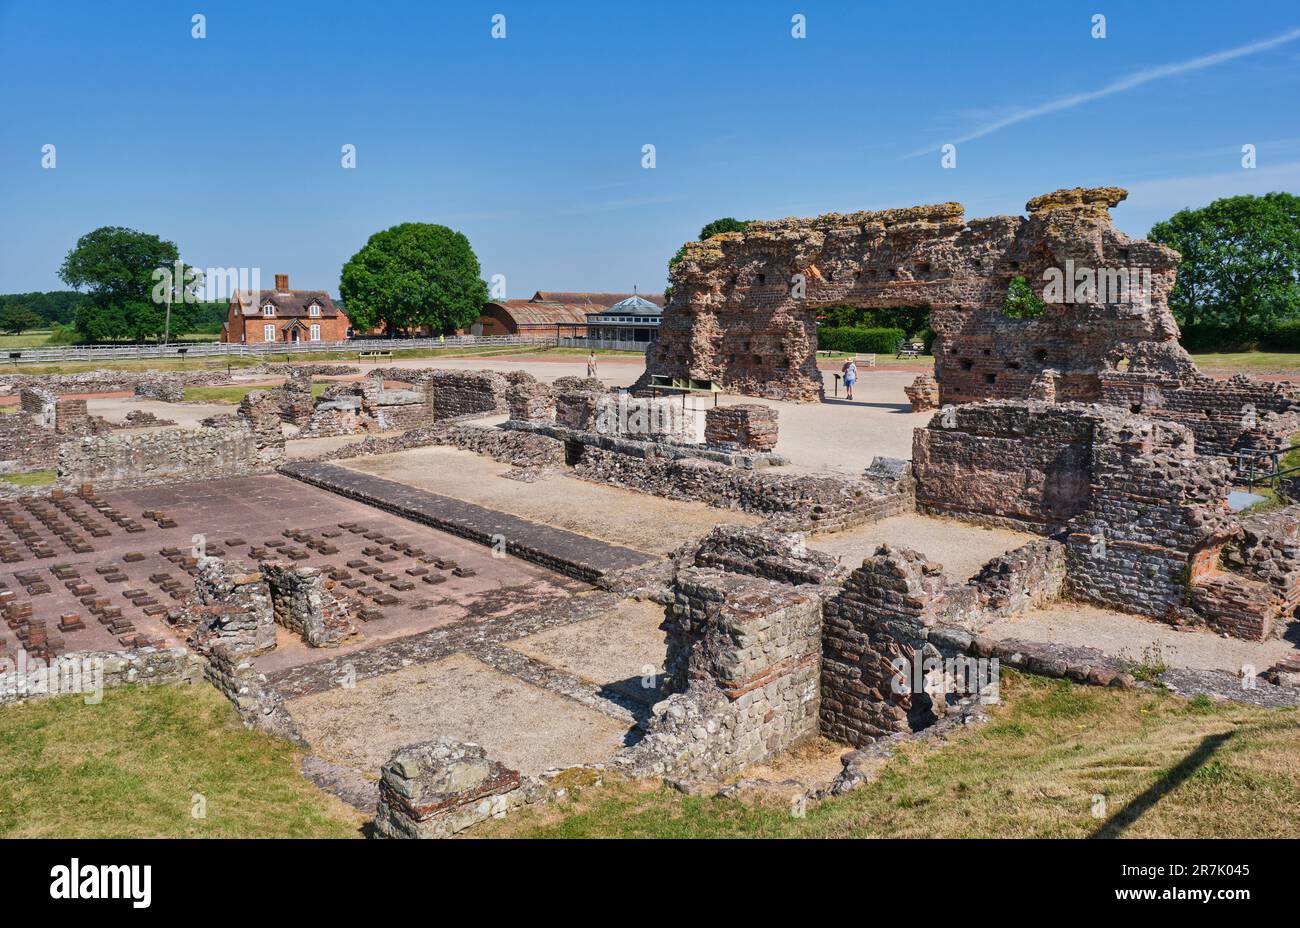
[339,223,488,336]
[1149,192,1300,331]
[0,305,44,335]
[58,226,199,342]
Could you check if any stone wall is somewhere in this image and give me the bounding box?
[572,448,913,532]
[642,186,1192,403]
[687,524,843,586]
[261,563,360,648]
[133,379,185,402]
[905,374,940,412]
[0,411,63,470]
[174,559,278,656]
[373,737,553,838]
[555,390,698,442]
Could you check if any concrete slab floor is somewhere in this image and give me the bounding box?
[286,651,634,778]
[982,602,1298,675]
[505,598,667,704]
[340,444,760,556]
[807,512,1035,582]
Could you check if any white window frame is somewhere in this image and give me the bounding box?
[262,303,275,316]
[263,323,275,343]
[309,324,321,342]
[308,303,321,317]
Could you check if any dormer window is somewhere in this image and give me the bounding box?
[308,303,321,317]
[262,303,275,316]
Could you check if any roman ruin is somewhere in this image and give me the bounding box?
[0,189,1296,841]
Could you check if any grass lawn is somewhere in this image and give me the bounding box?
[0,684,365,838]
[1190,351,1300,375]
[0,469,57,487]
[183,382,330,404]
[483,673,1300,839]
[0,331,57,349]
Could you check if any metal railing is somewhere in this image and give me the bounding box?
[1236,443,1300,491]
[0,334,553,366]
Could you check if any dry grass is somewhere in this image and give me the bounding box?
[0,684,365,838]
[482,673,1300,838]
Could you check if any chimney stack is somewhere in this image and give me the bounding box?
[275,273,289,291]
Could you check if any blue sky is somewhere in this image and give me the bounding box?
[1,0,1298,299]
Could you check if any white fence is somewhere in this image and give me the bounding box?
[0,334,554,366]
[557,337,652,353]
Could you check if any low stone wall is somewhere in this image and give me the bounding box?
[134,380,185,402]
[572,447,913,532]
[0,411,63,470]
[374,738,547,839]
[0,646,203,707]
[687,524,843,586]
[59,393,285,490]
[905,374,940,412]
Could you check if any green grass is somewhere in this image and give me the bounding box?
[0,469,57,487]
[483,673,1300,839]
[0,684,364,838]
[1190,351,1300,374]
[183,382,330,404]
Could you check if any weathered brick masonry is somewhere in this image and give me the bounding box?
[642,186,1192,403]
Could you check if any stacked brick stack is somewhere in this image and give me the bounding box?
[261,563,360,648]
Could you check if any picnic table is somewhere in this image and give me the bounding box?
[358,349,393,360]
[896,341,925,359]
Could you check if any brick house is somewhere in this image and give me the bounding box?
[221,274,351,344]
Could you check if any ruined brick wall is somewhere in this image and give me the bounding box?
[1063,415,1238,625]
[643,186,1192,403]
[704,404,778,450]
[0,412,63,470]
[57,400,284,489]
[1099,371,1300,457]
[19,387,57,424]
[177,560,278,656]
[820,546,953,745]
[268,370,316,424]
[555,390,698,442]
[54,399,90,435]
[621,568,822,781]
[913,401,1098,532]
[687,524,843,587]
[905,374,940,412]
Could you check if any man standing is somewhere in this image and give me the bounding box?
[587,351,599,379]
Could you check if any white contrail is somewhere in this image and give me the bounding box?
[907,26,1300,157]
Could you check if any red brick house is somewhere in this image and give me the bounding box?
[221,274,351,344]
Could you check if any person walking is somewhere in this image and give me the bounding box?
[841,358,857,400]
[587,351,599,379]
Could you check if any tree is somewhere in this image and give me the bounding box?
[58,226,197,342]
[339,223,488,336]
[1002,275,1045,319]
[0,305,43,335]
[666,218,754,302]
[1149,193,1300,332]
[698,217,750,240]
